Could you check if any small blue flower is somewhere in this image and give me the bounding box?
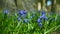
[18,10,24,15]
[21,14,26,17]
[3,9,9,14]
[40,11,48,20]
[23,10,27,14]
[23,18,29,23]
[40,14,46,19]
[41,11,45,15]
[18,10,27,15]
[37,18,42,23]
[45,17,48,20]
[17,17,20,21]
[38,23,42,27]
[40,15,48,20]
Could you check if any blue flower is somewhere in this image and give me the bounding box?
[17,17,20,21]
[3,9,9,14]
[23,10,27,14]
[37,18,42,23]
[40,14,46,18]
[18,10,24,15]
[18,10,27,15]
[23,18,29,23]
[38,23,42,27]
[40,12,48,20]
[41,11,45,15]
[45,17,48,20]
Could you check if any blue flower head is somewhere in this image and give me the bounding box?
[23,18,29,23]
[45,17,48,20]
[40,15,48,20]
[41,11,45,15]
[18,10,27,15]
[40,11,48,20]
[38,23,42,27]
[3,9,9,14]
[17,17,20,21]
[23,10,27,14]
[40,14,46,19]
[37,18,42,23]
[21,14,26,18]
[18,10,24,15]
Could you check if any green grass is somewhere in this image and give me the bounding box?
[0,10,60,34]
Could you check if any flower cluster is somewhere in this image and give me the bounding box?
[3,9,9,14]
[18,10,27,15]
[40,11,48,20]
[37,11,48,27]
[37,18,42,23]
[3,9,48,27]
[18,10,27,18]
